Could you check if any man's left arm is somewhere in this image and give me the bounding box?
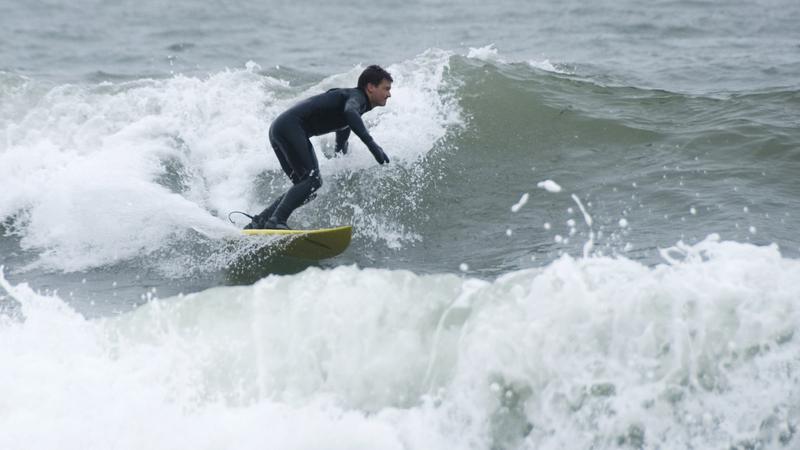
[335,128,351,154]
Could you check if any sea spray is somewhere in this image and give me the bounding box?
[3,237,799,449]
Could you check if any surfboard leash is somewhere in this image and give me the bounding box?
[227,211,254,224]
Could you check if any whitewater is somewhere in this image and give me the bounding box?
[2,236,799,449]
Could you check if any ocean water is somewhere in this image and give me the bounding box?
[2,0,800,448]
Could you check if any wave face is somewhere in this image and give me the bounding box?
[2,237,799,449]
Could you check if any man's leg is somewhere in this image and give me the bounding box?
[248,120,320,228]
[243,130,296,229]
[244,193,285,229]
[267,132,322,227]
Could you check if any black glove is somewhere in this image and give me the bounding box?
[368,142,390,165]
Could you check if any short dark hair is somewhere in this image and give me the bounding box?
[357,65,393,90]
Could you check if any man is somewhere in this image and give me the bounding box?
[244,65,393,230]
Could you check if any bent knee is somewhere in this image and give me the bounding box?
[297,170,322,190]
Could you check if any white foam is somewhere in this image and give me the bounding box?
[528,59,554,71]
[537,179,562,193]
[511,193,529,212]
[466,44,570,74]
[467,44,503,63]
[2,238,799,449]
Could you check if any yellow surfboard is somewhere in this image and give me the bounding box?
[241,225,352,260]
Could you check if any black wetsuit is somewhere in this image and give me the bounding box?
[248,87,389,228]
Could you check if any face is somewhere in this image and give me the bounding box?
[366,79,392,107]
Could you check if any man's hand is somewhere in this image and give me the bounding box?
[334,141,348,155]
[369,143,390,165]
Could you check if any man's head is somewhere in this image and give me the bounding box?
[358,65,392,108]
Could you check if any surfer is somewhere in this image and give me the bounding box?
[243,65,393,230]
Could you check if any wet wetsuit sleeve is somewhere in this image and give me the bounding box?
[343,96,388,163]
[343,96,374,146]
[335,128,350,154]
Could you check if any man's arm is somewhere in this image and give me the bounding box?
[335,128,350,154]
[343,97,390,164]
